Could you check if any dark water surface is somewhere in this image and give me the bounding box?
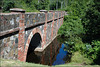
[26,37,69,66]
[52,44,68,65]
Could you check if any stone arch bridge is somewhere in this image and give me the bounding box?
[0,8,65,62]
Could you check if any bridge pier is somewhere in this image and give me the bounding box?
[42,10,48,48]
[18,14,25,61]
[10,8,26,61]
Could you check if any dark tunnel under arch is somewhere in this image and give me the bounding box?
[26,33,42,63]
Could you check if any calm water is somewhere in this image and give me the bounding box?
[52,44,68,65]
[26,37,68,66]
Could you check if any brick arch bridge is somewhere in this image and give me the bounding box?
[0,8,65,62]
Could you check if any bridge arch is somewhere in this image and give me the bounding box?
[24,28,43,62]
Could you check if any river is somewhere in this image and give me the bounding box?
[26,37,69,66]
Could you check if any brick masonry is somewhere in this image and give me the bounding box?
[0,9,65,62]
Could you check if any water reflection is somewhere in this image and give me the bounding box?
[26,37,69,66]
[52,44,68,65]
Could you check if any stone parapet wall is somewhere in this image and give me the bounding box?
[0,11,65,37]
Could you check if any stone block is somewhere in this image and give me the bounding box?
[15,38,18,44]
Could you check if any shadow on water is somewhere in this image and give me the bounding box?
[26,36,71,66]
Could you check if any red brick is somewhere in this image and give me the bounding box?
[18,13,25,62]
[51,12,55,40]
[22,14,25,18]
[42,13,47,47]
[56,12,59,34]
[27,39,30,45]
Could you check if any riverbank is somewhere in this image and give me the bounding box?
[0,58,48,67]
[0,58,100,67]
[68,51,92,65]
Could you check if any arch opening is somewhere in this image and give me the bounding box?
[26,33,42,63]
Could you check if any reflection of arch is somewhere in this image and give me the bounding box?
[24,28,43,62]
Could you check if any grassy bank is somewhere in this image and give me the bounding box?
[70,52,92,65]
[0,54,100,67]
[56,51,99,67]
[66,51,92,65]
[0,58,48,67]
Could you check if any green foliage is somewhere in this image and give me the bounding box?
[71,52,92,64]
[49,0,67,10]
[64,40,100,64]
[49,1,56,10]
[86,41,100,64]
[34,0,49,10]
[59,15,84,37]
[58,15,84,46]
[79,40,100,64]
[63,37,83,53]
[49,0,61,10]
[2,0,38,12]
[2,0,15,12]
[82,0,100,42]
[2,0,51,12]
[58,0,100,65]
[18,0,38,12]
[0,0,3,7]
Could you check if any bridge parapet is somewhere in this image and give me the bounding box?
[0,9,65,37]
[0,13,20,36]
[25,12,46,28]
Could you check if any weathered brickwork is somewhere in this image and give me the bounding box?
[46,22,52,45]
[0,14,20,32]
[25,13,45,27]
[0,9,65,62]
[53,20,57,37]
[55,12,58,19]
[0,34,18,60]
[47,12,53,21]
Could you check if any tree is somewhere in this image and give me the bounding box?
[82,0,100,42]
[2,0,15,12]
[0,0,3,7]
[35,0,49,10]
